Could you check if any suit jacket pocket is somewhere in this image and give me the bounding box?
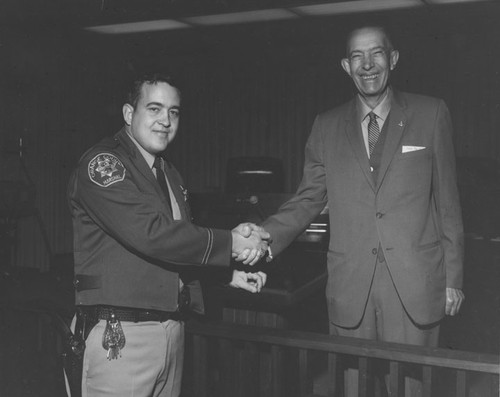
[415,240,441,251]
[413,240,444,270]
[396,147,431,160]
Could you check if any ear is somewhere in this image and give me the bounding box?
[389,50,400,71]
[123,103,133,126]
[341,58,351,76]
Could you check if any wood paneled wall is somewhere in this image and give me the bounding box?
[0,4,499,269]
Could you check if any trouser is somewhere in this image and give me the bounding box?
[66,317,184,397]
[330,260,440,397]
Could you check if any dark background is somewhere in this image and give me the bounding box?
[0,1,499,396]
[0,1,499,268]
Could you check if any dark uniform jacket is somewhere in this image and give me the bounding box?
[68,128,232,312]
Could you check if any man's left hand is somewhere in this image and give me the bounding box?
[445,287,465,316]
[229,270,267,293]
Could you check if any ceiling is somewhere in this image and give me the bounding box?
[0,0,495,34]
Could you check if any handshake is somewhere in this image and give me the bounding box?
[231,222,272,266]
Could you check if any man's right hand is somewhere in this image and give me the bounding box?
[231,223,271,266]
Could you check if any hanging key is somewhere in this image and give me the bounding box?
[102,311,126,360]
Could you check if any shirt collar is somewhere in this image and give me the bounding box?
[357,87,392,123]
[125,130,156,170]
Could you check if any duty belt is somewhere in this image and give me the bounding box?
[78,305,185,323]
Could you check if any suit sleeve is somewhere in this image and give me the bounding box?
[432,100,464,288]
[262,115,328,255]
[69,152,232,268]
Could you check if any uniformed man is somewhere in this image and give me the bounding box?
[67,73,269,397]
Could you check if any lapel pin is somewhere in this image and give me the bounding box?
[398,121,404,127]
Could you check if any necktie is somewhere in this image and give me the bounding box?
[368,112,380,156]
[153,156,172,214]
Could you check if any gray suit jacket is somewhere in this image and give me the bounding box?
[262,90,464,327]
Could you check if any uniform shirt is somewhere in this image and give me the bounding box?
[127,132,182,220]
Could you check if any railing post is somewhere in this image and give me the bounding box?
[220,338,234,397]
[259,344,273,397]
[327,352,341,397]
[192,334,208,397]
[389,361,404,397]
[271,345,282,397]
[358,357,370,397]
[456,369,467,397]
[298,348,311,397]
[422,365,432,397]
[235,340,245,397]
[243,341,259,396]
[492,372,499,397]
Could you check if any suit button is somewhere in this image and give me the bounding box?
[376,212,383,218]
[372,248,378,255]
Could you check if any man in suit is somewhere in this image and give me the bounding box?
[260,26,464,395]
[67,73,269,397]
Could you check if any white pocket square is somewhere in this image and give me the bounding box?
[402,145,426,153]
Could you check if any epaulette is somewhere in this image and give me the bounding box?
[99,136,121,150]
[78,136,120,163]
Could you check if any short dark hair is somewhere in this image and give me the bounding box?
[345,26,395,57]
[125,73,181,108]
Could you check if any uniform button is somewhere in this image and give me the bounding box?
[372,248,378,255]
[376,212,384,219]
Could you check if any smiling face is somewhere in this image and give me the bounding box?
[123,81,181,155]
[341,27,399,108]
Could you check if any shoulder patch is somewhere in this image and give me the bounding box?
[88,153,126,187]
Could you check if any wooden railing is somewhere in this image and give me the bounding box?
[1,303,498,397]
[185,320,499,397]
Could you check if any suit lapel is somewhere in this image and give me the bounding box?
[344,101,376,192]
[376,91,408,191]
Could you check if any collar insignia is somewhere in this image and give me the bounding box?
[180,184,189,202]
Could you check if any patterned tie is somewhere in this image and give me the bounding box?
[153,156,172,214]
[368,112,380,156]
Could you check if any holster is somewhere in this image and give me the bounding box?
[57,307,98,397]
